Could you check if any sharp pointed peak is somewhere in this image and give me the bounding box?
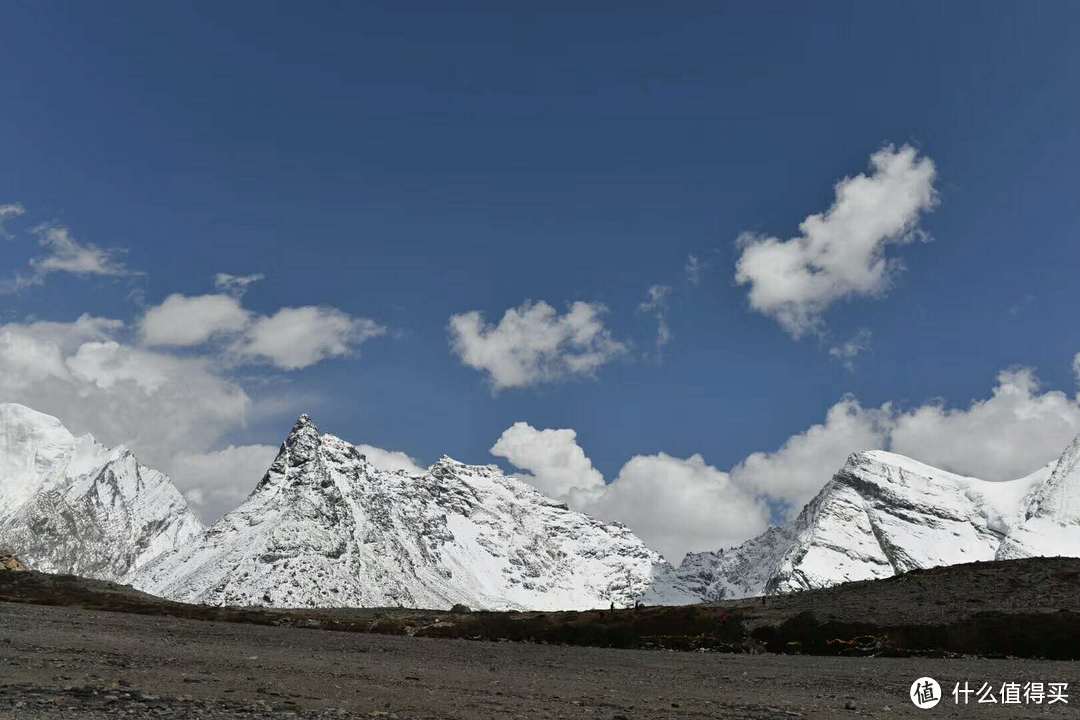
[288,413,320,436]
[1045,433,1080,484]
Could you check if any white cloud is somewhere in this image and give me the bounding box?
[889,368,1080,481]
[731,368,1080,517]
[170,444,278,522]
[730,397,891,517]
[214,272,264,296]
[638,285,672,355]
[735,144,938,337]
[0,213,386,523]
[355,444,426,475]
[828,329,873,369]
[449,300,626,390]
[492,364,1080,560]
[0,315,121,383]
[67,341,179,393]
[139,293,251,347]
[136,281,385,370]
[0,203,25,237]
[29,224,134,279]
[1073,352,1080,386]
[0,308,410,524]
[590,453,769,564]
[490,423,768,563]
[2,222,137,293]
[232,306,385,370]
[0,316,251,477]
[490,422,606,507]
[685,254,703,286]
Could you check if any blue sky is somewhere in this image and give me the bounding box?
[2,3,1079,560]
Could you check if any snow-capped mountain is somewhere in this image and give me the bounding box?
[0,403,203,581]
[648,440,1080,603]
[133,415,666,611]
[13,398,1080,610]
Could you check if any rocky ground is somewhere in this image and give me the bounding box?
[3,600,1080,719]
[3,557,1080,717]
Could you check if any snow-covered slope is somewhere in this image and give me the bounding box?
[0,403,203,581]
[16,398,1079,610]
[644,525,797,605]
[649,441,1079,603]
[134,415,666,611]
[1001,436,1080,559]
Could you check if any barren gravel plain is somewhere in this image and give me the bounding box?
[2,601,1080,720]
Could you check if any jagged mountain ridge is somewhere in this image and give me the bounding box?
[0,403,204,581]
[648,440,1080,603]
[133,415,667,611]
[8,400,1080,610]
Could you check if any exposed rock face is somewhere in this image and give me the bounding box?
[0,403,203,582]
[133,415,667,611]
[649,442,1080,603]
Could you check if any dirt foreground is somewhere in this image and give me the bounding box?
[2,601,1080,720]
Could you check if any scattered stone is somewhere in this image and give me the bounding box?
[0,551,30,572]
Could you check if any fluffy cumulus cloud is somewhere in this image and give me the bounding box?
[0,315,251,476]
[735,144,938,337]
[490,422,767,563]
[591,453,769,564]
[135,290,385,370]
[889,368,1080,481]
[490,422,606,507]
[732,368,1080,517]
[449,300,626,390]
[494,365,1080,560]
[139,293,251,347]
[730,397,891,516]
[355,444,426,476]
[233,306,385,370]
